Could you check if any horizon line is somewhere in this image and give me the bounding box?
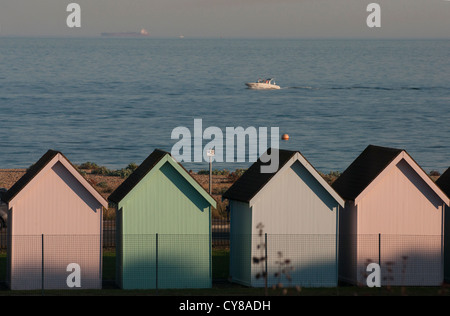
[1,35,450,41]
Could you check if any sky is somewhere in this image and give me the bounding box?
[0,0,449,38]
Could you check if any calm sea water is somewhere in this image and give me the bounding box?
[0,38,449,173]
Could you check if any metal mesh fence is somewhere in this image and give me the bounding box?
[0,218,231,250]
[339,234,444,286]
[212,218,230,247]
[230,234,338,288]
[231,234,444,288]
[119,234,211,290]
[5,235,103,290]
[0,233,446,292]
[103,225,116,248]
[0,229,6,250]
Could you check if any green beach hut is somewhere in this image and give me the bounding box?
[109,149,216,289]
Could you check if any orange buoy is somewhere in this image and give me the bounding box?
[281,134,289,141]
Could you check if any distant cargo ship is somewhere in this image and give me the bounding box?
[101,29,150,37]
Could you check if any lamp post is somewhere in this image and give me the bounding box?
[207,149,215,194]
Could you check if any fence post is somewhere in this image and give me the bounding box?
[378,233,381,267]
[264,233,268,294]
[378,233,381,291]
[156,233,159,295]
[41,234,44,296]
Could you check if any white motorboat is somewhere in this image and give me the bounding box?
[246,78,281,90]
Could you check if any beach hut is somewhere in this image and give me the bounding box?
[222,149,345,288]
[333,145,450,286]
[1,150,107,290]
[436,167,450,282]
[108,149,216,290]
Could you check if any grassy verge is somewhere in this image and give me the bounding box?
[211,248,229,280]
[103,250,116,281]
[0,285,449,296]
[0,252,5,282]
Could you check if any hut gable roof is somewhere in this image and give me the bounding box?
[223,148,344,207]
[1,150,108,208]
[108,149,167,204]
[332,145,402,201]
[108,149,216,207]
[436,168,450,198]
[333,145,449,205]
[223,149,296,203]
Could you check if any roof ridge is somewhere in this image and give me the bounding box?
[108,149,168,203]
[1,150,106,206]
[332,145,404,201]
[367,144,405,152]
[1,150,60,203]
[223,149,298,203]
[108,149,215,206]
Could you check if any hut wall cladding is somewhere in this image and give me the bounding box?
[337,201,358,286]
[343,159,445,286]
[117,160,212,289]
[8,159,104,290]
[248,161,340,287]
[119,162,211,234]
[356,159,443,235]
[251,161,339,235]
[10,161,102,235]
[229,200,252,286]
[225,152,344,288]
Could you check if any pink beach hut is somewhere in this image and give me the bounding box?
[0,150,107,290]
[333,145,449,286]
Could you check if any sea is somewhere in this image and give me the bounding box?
[0,37,449,173]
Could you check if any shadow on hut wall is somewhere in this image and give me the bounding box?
[52,162,101,214]
[6,235,102,290]
[397,160,443,209]
[339,234,443,286]
[160,162,210,213]
[291,161,340,212]
[120,234,211,290]
[250,233,338,288]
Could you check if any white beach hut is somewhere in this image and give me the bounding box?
[223,149,345,287]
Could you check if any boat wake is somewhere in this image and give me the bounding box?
[331,86,422,91]
[285,86,317,90]
[283,85,448,91]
